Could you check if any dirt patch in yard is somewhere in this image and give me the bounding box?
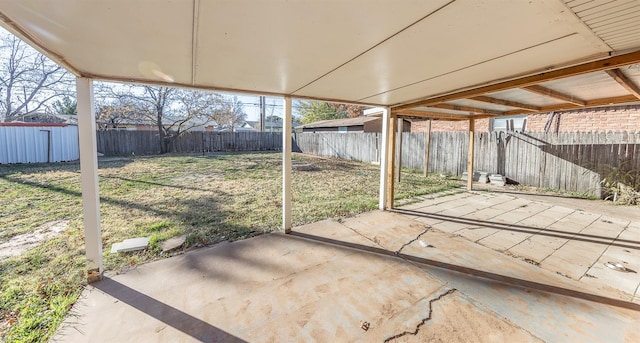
[0,220,68,260]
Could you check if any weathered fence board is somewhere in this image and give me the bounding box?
[92,130,640,198]
[293,131,640,198]
[292,132,379,162]
[97,131,282,155]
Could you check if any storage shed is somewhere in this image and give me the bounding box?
[0,122,79,164]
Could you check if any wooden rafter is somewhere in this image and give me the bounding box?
[393,50,640,110]
[430,103,503,115]
[504,109,538,115]
[540,94,640,112]
[605,69,640,99]
[393,109,493,121]
[399,93,640,118]
[469,95,541,111]
[522,85,585,106]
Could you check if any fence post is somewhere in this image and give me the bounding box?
[423,120,431,177]
[396,118,403,182]
[467,118,475,190]
[386,114,398,209]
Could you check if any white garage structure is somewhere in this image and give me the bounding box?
[1,0,639,279]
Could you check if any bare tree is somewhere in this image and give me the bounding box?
[0,31,72,122]
[96,102,139,130]
[213,95,247,132]
[104,84,223,153]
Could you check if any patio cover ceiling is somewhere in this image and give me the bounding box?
[1,0,640,120]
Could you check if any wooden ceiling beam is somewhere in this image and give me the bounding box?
[400,94,640,117]
[540,94,640,112]
[393,50,640,111]
[393,109,494,121]
[429,103,503,115]
[521,85,586,105]
[504,109,538,115]
[469,95,541,111]
[605,69,640,99]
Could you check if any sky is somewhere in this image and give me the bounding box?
[0,26,299,122]
[230,95,284,122]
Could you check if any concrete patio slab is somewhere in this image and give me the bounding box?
[54,207,639,342]
[396,190,640,304]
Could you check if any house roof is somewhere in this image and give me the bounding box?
[14,113,78,125]
[0,122,69,127]
[300,116,379,129]
[1,1,639,121]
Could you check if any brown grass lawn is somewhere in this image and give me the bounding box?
[0,152,460,342]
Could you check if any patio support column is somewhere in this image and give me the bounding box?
[378,107,390,210]
[423,120,431,177]
[467,117,475,191]
[396,118,403,182]
[386,114,398,209]
[282,96,292,233]
[76,77,103,282]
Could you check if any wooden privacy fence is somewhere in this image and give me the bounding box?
[97,131,282,155]
[294,131,640,198]
[292,132,380,163]
[95,130,640,197]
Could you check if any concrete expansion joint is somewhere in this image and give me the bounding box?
[342,221,387,249]
[395,226,432,255]
[580,221,631,281]
[383,288,457,342]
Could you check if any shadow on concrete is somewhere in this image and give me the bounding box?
[476,188,592,200]
[288,231,640,312]
[392,208,640,251]
[93,278,246,342]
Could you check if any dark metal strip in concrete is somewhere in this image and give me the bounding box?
[288,231,640,312]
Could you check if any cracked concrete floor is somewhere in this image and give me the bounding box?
[54,207,640,342]
[395,190,640,302]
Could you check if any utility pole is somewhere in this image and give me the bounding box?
[259,96,266,132]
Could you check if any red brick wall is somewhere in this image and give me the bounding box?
[526,105,640,132]
[411,118,490,132]
[411,105,640,133]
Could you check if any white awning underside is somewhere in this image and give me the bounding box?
[1,0,639,119]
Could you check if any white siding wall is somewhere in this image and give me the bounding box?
[0,126,79,164]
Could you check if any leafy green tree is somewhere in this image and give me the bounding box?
[297,100,364,124]
[51,96,77,115]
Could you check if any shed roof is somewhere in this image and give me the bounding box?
[1,0,639,120]
[0,122,69,127]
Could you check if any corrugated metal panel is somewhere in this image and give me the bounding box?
[623,63,640,85]
[447,99,514,112]
[538,70,630,100]
[485,89,567,106]
[0,126,79,164]
[565,0,640,51]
